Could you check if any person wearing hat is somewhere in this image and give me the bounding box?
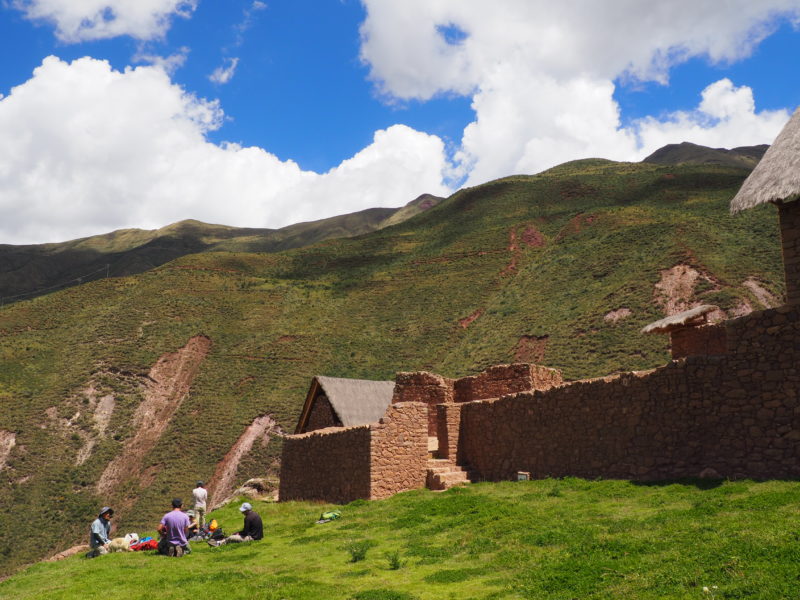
[157,498,191,557]
[192,481,207,531]
[208,502,263,547]
[86,506,113,558]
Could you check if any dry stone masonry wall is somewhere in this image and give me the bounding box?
[304,394,341,432]
[280,402,427,503]
[280,425,371,503]
[670,324,727,359]
[458,306,800,482]
[281,304,800,504]
[453,363,562,402]
[369,403,428,500]
[392,371,454,436]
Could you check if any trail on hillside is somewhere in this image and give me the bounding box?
[207,414,282,509]
[0,431,15,470]
[96,335,211,496]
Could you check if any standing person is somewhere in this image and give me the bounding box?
[192,481,208,530]
[208,502,263,547]
[85,506,113,558]
[158,498,190,557]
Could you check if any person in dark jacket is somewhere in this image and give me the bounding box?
[207,502,263,546]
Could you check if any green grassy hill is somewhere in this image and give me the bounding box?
[0,194,444,305]
[0,159,784,576]
[2,478,799,599]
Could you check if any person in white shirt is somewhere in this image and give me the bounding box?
[192,481,208,530]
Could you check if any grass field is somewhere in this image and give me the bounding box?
[3,478,799,599]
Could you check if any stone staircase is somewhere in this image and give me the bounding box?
[426,458,471,491]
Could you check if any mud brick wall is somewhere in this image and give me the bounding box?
[436,403,463,461]
[670,324,727,359]
[458,306,800,482]
[304,394,341,432]
[279,425,371,503]
[779,201,800,305]
[392,371,454,435]
[454,363,562,403]
[369,402,428,499]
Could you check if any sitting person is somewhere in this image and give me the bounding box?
[85,506,114,558]
[157,498,190,557]
[208,502,263,547]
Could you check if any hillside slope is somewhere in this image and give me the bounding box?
[642,142,768,169]
[0,195,443,305]
[0,159,784,575]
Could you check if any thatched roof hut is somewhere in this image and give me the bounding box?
[731,107,800,213]
[294,376,395,434]
[641,305,719,334]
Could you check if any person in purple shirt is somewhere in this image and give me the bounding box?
[157,498,191,557]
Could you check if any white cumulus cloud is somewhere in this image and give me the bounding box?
[209,57,239,85]
[359,0,800,184]
[0,57,451,244]
[11,0,197,42]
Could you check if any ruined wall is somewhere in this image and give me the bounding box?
[279,425,371,503]
[369,402,428,500]
[453,363,562,403]
[436,403,463,462]
[280,402,428,503]
[670,324,727,359]
[780,201,800,305]
[458,306,800,482]
[304,394,341,432]
[392,372,454,436]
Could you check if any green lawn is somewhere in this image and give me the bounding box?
[3,478,799,599]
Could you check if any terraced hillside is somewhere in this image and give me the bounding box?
[0,159,783,575]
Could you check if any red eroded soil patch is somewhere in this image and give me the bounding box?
[459,308,484,329]
[208,415,282,508]
[521,224,546,247]
[514,335,549,363]
[96,335,212,496]
[501,228,520,275]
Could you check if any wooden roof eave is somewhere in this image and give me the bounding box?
[294,377,322,434]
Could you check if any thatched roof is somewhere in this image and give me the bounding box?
[641,305,719,334]
[294,376,395,433]
[731,107,800,213]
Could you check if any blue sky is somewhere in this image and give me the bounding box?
[1,1,799,244]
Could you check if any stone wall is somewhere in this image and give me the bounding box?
[279,425,371,503]
[280,402,428,503]
[436,403,463,461]
[453,363,562,403]
[780,201,800,305]
[369,402,428,499]
[670,324,727,359]
[392,371,454,436]
[304,394,341,432]
[458,306,800,482]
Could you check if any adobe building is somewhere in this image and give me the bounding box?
[641,304,726,360]
[279,107,800,504]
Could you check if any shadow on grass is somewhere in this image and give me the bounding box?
[630,478,724,490]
